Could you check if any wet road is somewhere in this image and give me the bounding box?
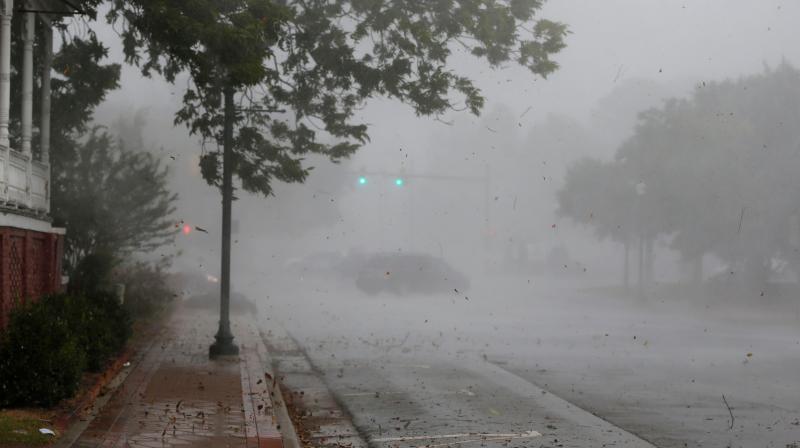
[262,321,653,448]
[251,275,800,448]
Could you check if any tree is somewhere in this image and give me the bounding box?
[48,34,122,165]
[102,0,568,194]
[560,63,800,293]
[90,0,568,354]
[557,158,637,289]
[53,128,177,271]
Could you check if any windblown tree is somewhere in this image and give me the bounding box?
[101,0,568,195]
[94,0,568,352]
[48,34,179,273]
[560,63,800,292]
[53,128,177,271]
[48,34,122,172]
[672,64,800,286]
[557,158,638,289]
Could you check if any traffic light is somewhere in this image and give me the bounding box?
[182,224,192,235]
[358,176,367,185]
[394,177,404,187]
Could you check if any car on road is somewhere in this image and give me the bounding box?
[354,252,469,296]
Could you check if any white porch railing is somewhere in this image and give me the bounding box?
[0,147,49,214]
[0,3,55,218]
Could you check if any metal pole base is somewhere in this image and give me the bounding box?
[209,333,239,358]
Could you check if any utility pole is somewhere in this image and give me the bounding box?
[209,85,239,358]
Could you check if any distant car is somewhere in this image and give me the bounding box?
[355,253,469,296]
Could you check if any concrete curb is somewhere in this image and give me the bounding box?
[257,326,368,448]
[240,318,302,448]
[482,360,659,448]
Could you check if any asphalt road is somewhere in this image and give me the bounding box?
[250,274,800,448]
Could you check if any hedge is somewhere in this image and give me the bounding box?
[0,291,131,407]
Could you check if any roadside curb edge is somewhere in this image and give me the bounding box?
[241,318,302,448]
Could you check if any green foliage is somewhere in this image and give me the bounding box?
[68,252,115,296]
[46,32,121,188]
[557,158,637,243]
[64,292,131,372]
[43,35,176,272]
[113,261,176,318]
[88,294,130,370]
[0,301,86,407]
[105,0,567,196]
[53,129,178,272]
[559,63,800,285]
[50,35,122,141]
[0,292,131,407]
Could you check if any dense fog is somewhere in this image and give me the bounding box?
[65,2,800,447]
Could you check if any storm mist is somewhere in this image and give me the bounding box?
[78,2,800,447]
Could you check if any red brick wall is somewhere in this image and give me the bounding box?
[0,227,64,330]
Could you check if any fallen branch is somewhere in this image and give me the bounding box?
[722,394,735,430]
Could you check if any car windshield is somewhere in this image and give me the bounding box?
[0,2,798,448]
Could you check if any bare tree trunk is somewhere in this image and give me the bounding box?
[637,234,644,299]
[645,237,655,287]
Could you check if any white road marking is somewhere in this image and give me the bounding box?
[372,430,542,443]
[341,392,403,397]
[423,434,541,448]
[343,388,475,398]
[392,364,431,369]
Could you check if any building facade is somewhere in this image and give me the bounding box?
[0,0,67,329]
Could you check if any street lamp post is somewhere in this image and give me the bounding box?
[209,85,239,358]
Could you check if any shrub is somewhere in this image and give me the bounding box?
[68,252,115,296]
[0,302,86,407]
[0,291,132,407]
[113,262,176,318]
[41,293,131,372]
[86,291,132,369]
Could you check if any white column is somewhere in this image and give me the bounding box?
[41,24,51,213]
[0,0,12,149]
[40,25,52,165]
[21,12,34,155]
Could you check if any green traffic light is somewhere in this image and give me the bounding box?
[358,176,367,185]
[395,178,404,186]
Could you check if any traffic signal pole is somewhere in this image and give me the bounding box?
[209,86,239,358]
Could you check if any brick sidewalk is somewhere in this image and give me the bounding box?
[62,307,284,448]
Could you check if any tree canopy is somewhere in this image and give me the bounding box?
[10,1,568,269]
[53,128,178,271]
[558,63,800,285]
[98,0,567,196]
